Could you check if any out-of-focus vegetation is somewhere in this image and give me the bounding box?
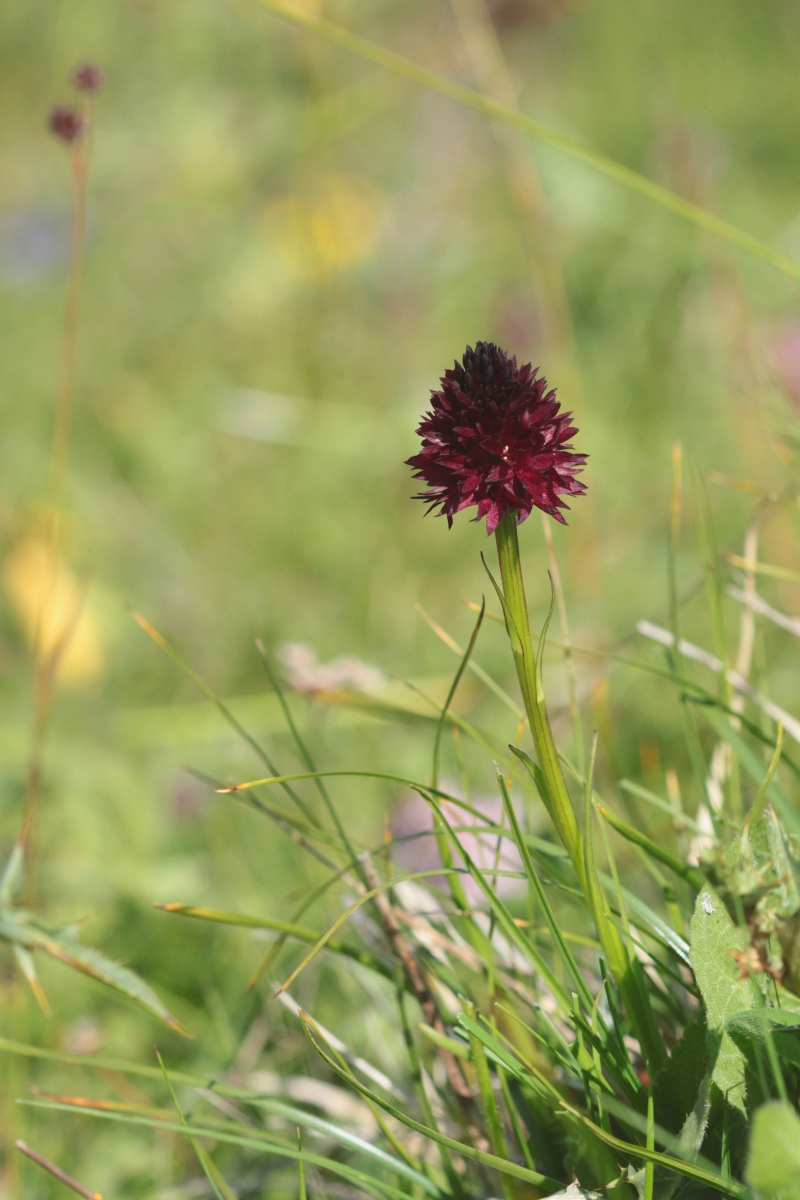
[3,0,800,1195]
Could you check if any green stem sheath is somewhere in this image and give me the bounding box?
[494,514,583,882]
[494,514,666,1077]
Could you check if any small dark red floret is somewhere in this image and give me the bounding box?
[407,341,586,534]
[49,106,84,145]
[72,63,104,93]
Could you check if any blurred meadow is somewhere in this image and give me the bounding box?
[3,0,800,1194]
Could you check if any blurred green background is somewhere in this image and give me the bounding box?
[2,0,800,1193]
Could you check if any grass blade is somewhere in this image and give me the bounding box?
[21,1100,420,1200]
[155,902,390,978]
[300,1012,563,1192]
[254,0,800,282]
[462,1000,513,1200]
[559,1098,750,1198]
[272,868,461,997]
[596,804,704,891]
[496,769,594,1011]
[415,602,523,719]
[744,719,784,831]
[432,598,484,791]
[156,1048,237,1200]
[128,607,322,831]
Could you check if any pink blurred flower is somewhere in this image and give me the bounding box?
[391,790,524,906]
[768,321,800,405]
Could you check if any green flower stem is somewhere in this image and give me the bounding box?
[494,514,583,884]
[494,514,666,1077]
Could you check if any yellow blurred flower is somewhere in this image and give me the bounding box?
[266,173,386,277]
[3,537,105,688]
[283,0,323,14]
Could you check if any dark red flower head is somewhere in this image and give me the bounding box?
[407,342,586,534]
[71,62,104,93]
[49,105,84,145]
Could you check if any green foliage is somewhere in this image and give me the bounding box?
[0,839,187,1032]
[745,1102,800,1199]
[690,886,755,1114]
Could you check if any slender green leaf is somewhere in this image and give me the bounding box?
[432,599,484,791]
[559,1099,750,1198]
[157,1049,236,1200]
[0,835,26,906]
[462,1001,513,1200]
[0,913,188,1034]
[597,804,704,890]
[424,794,572,1012]
[21,1100,419,1200]
[156,903,389,977]
[300,1013,563,1192]
[497,769,594,1010]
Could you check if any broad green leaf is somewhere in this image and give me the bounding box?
[689,887,754,1113]
[745,1101,800,1199]
[652,1018,708,1134]
[673,1073,712,1166]
[727,1009,800,1070]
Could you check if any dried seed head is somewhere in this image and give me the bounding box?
[49,106,84,145]
[71,63,104,93]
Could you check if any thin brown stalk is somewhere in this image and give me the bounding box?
[359,852,474,1102]
[15,1140,102,1200]
[23,97,96,843]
